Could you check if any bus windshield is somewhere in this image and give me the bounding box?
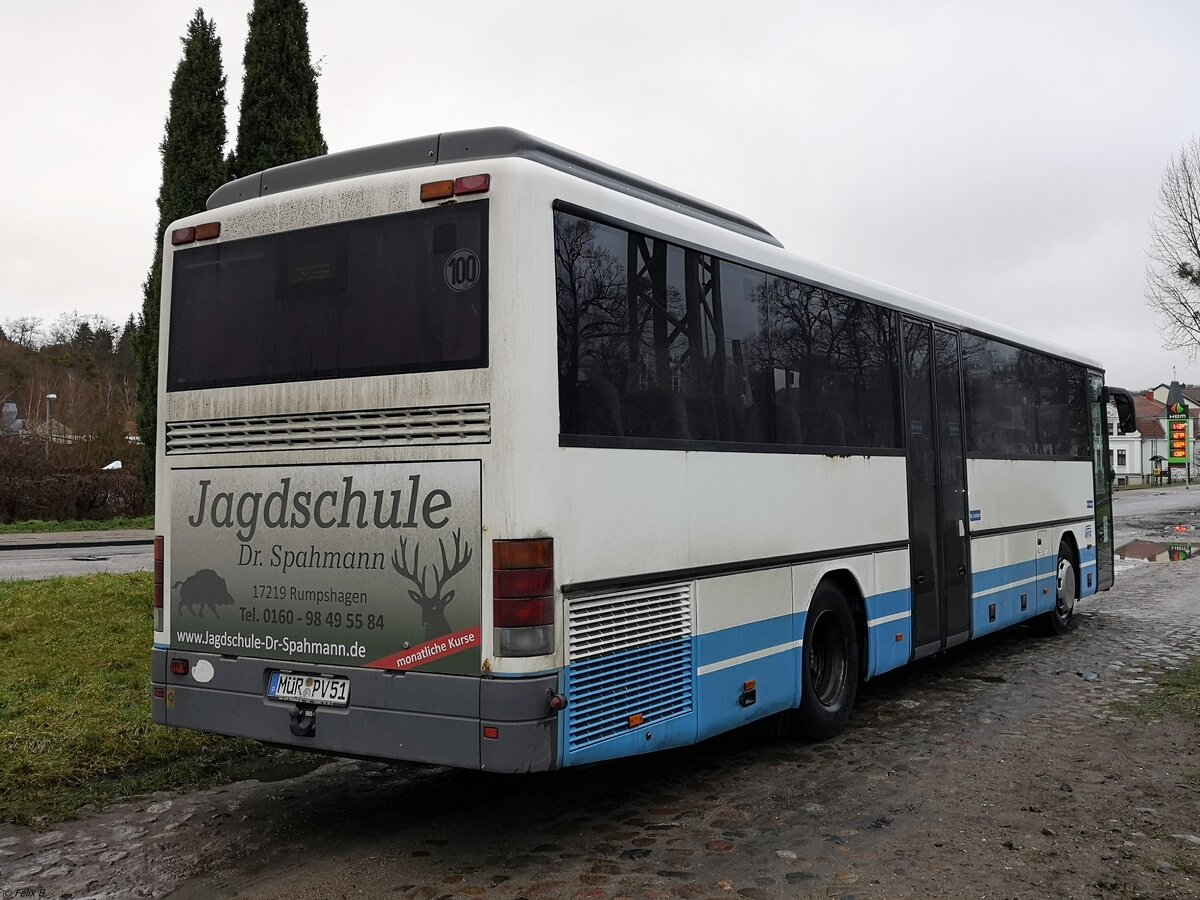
[166,201,488,392]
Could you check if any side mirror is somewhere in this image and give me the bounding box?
[1104,386,1137,434]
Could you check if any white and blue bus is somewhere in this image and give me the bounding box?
[151,128,1137,771]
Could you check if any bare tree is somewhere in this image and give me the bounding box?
[3,317,43,350]
[1146,137,1200,355]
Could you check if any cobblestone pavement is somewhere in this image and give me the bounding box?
[3,557,1199,900]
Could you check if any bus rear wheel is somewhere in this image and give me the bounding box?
[1042,544,1076,635]
[791,583,859,741]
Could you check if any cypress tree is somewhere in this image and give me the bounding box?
[229,0,327,178]
[135,10,227,499]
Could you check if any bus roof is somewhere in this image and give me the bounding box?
[207,126,781,247]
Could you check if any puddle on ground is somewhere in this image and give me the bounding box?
[1116,539,1199,562]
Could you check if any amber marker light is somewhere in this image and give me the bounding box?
[194,222,221,240]
[494,538,553,570]
[170,227,195,245]
[420,180,454,201]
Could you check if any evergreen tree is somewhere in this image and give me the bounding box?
[229,0,326,178]
[135,9,227,498]
[115,315,137,379]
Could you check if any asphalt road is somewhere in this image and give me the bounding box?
[1112,482,1200,517]
[0,543,152,581]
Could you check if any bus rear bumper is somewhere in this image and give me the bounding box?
[151,648,558,772]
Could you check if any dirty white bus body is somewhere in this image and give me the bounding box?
[151,128,1136,771]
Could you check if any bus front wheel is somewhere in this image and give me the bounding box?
[1042,545,1076,635]
[791,583,859,741]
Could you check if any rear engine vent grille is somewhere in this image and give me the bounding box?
[565,583,693,751]
[567,583,692,663]
[165,404,490,454]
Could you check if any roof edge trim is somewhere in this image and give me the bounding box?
[206,127,781,247]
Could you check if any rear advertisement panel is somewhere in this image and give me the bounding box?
[169,461,483,675]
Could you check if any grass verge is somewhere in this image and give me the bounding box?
[1129,663,1200,720]
[0,572,314,827]
[0,516,154,534]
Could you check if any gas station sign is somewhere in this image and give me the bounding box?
[1168,402,1190,467]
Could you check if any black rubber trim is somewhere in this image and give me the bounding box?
[913,641,941,661]
[944,630,970,650]
[563,540,909,596]
[559,433,906,457]
[970,516,1093,539]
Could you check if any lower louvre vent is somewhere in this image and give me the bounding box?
[565,583,693,752]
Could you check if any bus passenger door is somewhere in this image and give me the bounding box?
[903,320,971,658]
[902,319,941,659]
[933,328,970,647]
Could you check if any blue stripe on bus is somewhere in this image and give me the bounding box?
[865,587,912,678]
[969,548,1106,635]
[865,587,910,621]
[694,613,798,670]
[971,558,1039,594]
[1078,546,1099,598]
[559,541,1105,766]
[559,586,911,766]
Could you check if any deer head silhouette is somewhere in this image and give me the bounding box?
[391,530,473,640]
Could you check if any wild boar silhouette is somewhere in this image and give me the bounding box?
[172,569,235,619]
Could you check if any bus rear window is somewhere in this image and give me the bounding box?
[166,202,487,391]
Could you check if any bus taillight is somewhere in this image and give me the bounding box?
[420,174,491,202]
[493,538,554,657]
[453,174,490,195]
[153,535,164,631]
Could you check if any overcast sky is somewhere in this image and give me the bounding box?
[2,1,1197,389]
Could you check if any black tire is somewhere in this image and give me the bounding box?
[791,582,859,741]
[1042,543,1076,635]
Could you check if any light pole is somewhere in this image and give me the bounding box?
[44,393,56,460]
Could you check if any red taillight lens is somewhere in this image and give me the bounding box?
[493,539,555,654]
[483,726,500,740]
[495,595,554,627]
[170,226,195,245]
[494,539,553,570]
[454,174,490,196]
[170,659,189,676]
[494,568,553,598]
[153,536,164,610]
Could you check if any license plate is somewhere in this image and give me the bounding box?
[267,671,350,707]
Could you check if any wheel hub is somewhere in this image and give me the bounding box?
[1056,557,1076,619]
